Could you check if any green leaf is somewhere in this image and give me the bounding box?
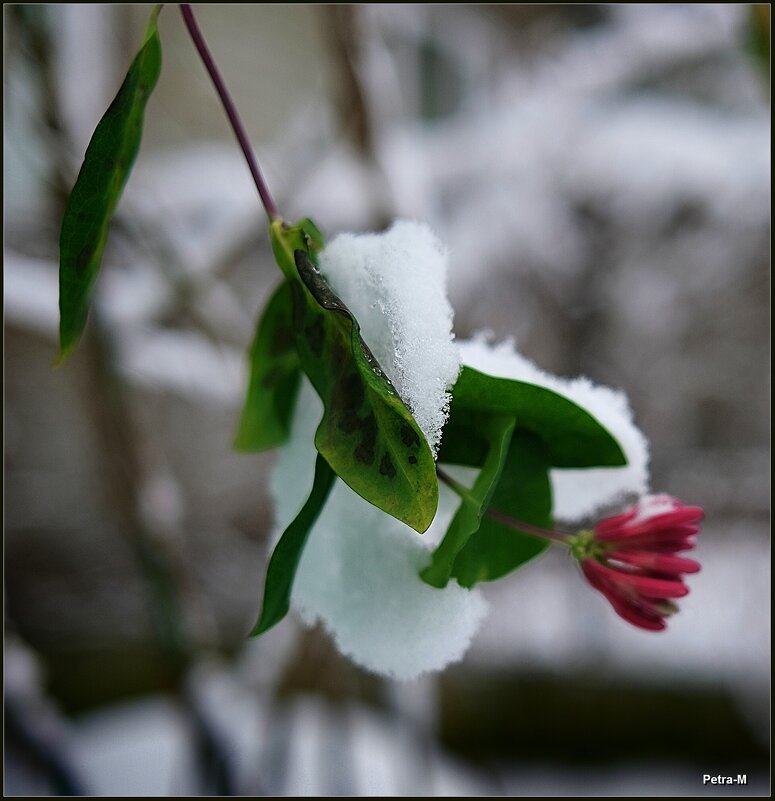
[421,415,515,588]
[746,5,770,83]
[444,366,626,468]
[270,217,323,280]
[234,281,301,452]
[251,452,335,636]
[426,367,629,589]
[450,430,552,587]
[58,5,163,361]
[270,219,438,534]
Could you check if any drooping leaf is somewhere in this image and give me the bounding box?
[421,415,515,588]
[58,5,163,361]
[444,366,626,468]
[251,452,335,636]
[450,430,552,587]
[234,281,301,452]
[269,219,438,534]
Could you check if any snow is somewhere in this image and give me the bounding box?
[319,220,460,455]
[630,493,682,525]
[271,380,488,681]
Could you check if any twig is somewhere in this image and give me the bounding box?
[179,4,280,222]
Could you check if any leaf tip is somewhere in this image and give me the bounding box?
[410,495,438,534]
[612,442,628,467]
[416,472,440,533]
[53,342,75,368]
[419,563,448,589]
[249,615,274,638]
[250,597,289,638]
[232,424,251,452]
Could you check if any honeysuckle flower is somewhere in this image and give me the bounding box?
[570,494,704,631]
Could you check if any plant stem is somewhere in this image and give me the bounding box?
[179,3,280,221]
[436,466,571,544]
[483,506,571,543]
[434,465,475,503]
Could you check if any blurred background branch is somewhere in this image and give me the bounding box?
[4,3,770,795]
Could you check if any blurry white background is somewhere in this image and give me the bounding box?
[4,4,770,796]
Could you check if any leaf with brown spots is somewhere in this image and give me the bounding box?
[268,219,438,533]
[294,247,437,533]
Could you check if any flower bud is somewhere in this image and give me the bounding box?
[571,495,703,631]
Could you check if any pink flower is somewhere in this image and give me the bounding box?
[571,495,704,631]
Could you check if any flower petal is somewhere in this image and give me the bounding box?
[581,560,666,631]
[608,551,701,576]
[586,559,689,598]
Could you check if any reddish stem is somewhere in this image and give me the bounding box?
[436,466,571,544]
[179,4,280,221]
